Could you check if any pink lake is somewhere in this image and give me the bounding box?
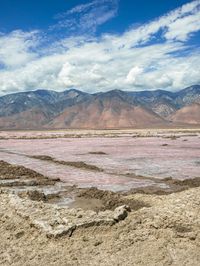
[0,132,199,191]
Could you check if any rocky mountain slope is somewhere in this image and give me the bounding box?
[170,103,200,124]
[47,94,166,129]
[0,85,199,129]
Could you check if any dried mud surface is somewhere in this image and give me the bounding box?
[1,185,200,265]
[0,161,200,265]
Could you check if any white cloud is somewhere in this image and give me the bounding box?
[51,0,119,34]
[0,0,200,95]
[0,30,39,69]
[165,12,200,41]
[126,67,144,85]
[58,62,76,87]
[106,0,200,48]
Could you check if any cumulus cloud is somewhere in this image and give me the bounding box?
[0,30,39,69]
[126,67,144,85]
[0,0,200,95]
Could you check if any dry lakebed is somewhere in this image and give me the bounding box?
[0,129,200,265]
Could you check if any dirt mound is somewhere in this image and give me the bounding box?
[169,176,200,188]
[31,155,104,172]
[18,190,65,204]
[78,187,150,211]
[0,160,58,187]
[128,176,200,195]
[0,160,45,180]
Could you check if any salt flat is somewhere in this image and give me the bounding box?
[0,129,199,191]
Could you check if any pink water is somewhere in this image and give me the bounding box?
[0,134,199,191]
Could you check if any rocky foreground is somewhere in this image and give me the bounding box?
[0,160,200,265]
[0,182,200,265]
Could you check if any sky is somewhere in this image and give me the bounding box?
[0,0,200,95]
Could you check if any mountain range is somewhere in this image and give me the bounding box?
[0,85,199,129]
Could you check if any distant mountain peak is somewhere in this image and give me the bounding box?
[0,85,199,129]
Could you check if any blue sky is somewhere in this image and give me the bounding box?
[0,0,199,94]
[0,0,192,34]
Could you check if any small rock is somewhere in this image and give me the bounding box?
[82,236,89,242]
[94,240,103,246]
[23,190,46,202]
[15,231,25,239]
[113,205,130,222]
[188,232,197,240]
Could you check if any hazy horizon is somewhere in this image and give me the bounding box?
[1,84,200,97]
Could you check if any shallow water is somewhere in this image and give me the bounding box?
[0,134,199,191]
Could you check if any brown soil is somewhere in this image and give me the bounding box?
[77,187,150,211]
[125,174,200,195]
[88,151,107,155]
[69,197,104,212]
[0,160,45,180]
[30,155,104,172]
[168,176,200,188]
[0,160,58,186]
[29,155,54,161]
[75,176,200,210]
[18,190,61,202]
